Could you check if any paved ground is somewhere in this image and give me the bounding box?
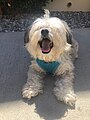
[0,28,90,120]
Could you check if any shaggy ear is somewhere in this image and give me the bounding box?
[24,26,31,46]
[66,32,72,44]
[61,20,72,45]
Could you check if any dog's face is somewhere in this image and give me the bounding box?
[24,14,72,62]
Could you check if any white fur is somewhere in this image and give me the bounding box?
[22,10,79,107]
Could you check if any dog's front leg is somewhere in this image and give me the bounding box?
[54,67,76,106]
[22,65,44,99]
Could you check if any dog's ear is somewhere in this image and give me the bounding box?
[66,32,72,45]
[61,20,72,45]
[24,26,31,46]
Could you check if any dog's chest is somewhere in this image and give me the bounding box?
[36,58,60,74]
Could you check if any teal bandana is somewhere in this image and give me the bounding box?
[36,58,60,74]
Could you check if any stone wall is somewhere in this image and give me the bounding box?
[45,0,90,11]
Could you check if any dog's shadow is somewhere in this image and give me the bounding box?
[23,75,73,120]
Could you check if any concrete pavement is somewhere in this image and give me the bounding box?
[0,28,90,120]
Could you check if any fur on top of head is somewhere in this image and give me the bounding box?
[24,9,72,62]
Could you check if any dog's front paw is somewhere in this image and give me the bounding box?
[22,85,43,99]
[63,93,76,107]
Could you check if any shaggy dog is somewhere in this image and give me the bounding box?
[22,9,78,107]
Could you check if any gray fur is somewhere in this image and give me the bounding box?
[22,10,79,107]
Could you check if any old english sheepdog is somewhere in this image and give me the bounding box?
[22,9,79,107]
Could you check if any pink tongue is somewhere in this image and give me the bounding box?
[41,48,50,53]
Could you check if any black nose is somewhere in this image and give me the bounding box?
[41,29,49,38]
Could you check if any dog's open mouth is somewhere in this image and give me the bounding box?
[39,38,53,54]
